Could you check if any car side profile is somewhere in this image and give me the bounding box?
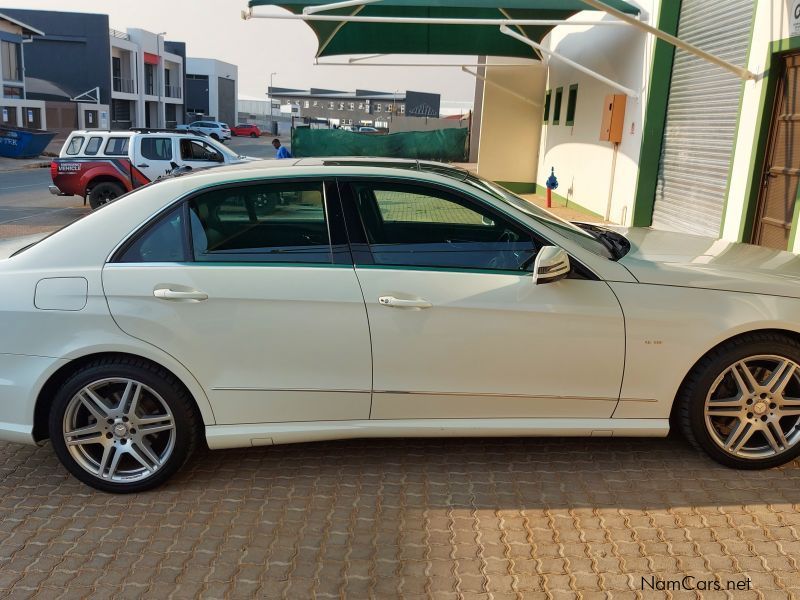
[230,123,262,137]
[3,158,800,492]
[178,121,232,141]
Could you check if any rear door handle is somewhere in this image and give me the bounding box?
[137,163,150,168]
[378,296,432,309]
[153,287,208,301]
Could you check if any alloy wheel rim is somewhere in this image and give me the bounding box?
[63,378,176,482]
[705,355,800,459]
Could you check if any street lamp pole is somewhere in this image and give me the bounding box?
[157,32,166,128]
[268,72,277,133]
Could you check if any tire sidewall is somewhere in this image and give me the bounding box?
[685,338,800,469]
[49,362,196,493]
[88,182,123,210]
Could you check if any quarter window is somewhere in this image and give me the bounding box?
[543,90,551,123]
[84,136,102,156]
[65,136,84,155]
[350,182,537,272]
[188,182,332,263]
[105,137,130,156]
[566,84,578,126]
[117,206,187,263]
[141,137,173,160]
[553,87,563,125]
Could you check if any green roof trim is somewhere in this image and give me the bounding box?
[249,1,639,58]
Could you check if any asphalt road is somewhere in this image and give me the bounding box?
[0,136,283,240]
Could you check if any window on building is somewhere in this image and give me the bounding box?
[349,102,355,110]
[566,84,578,126]
[329,101,335,110]
[338,102,345,111]
[304,100,310,108]
[1,41,21,82]
[399,104,405,115]
[543,90,551,123]
[553,87,563,125]
[358,102,364,110]
[386,104,393,113]
[312,101,319,108]
[144,64,155,95]
[375,104,382,113]
[2,85,22,99]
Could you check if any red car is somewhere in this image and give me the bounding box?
[230,123,262,138]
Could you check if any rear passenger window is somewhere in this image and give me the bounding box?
[84,137,102,156]
[117,206,187,263]
[65,136,84,155]
[141,137,172,160]
[105,137,129,156]
[188,182,331,263]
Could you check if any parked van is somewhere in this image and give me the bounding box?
[50,129,253,208]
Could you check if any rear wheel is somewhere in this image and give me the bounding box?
[88,181,124,209]
[250,132,258,138]
[210,133,220,141]
[49,358,199,493]
[678,333,800,469]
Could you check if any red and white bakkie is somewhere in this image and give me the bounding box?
[49,130,252,209]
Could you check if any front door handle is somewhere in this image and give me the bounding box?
[153,287,208,301]
[378,296,432,309]
[137,163,150,168]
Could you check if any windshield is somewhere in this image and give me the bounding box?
[459,173,620,260]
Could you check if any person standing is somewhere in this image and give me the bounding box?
[272,138,292,159]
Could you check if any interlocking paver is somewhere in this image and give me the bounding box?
[1,438,799,598]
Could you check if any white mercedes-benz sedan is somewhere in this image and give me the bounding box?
[3,158,800,492]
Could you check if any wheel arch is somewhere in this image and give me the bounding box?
[33,351,214,443]
[669,327,800,425]
[84,173,129,197]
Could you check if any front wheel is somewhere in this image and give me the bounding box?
[250,132,258,138]
[678,333,800,469]
[88,181,124,209]
[49,358,199,493]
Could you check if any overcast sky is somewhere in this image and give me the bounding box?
[15,0,478,103]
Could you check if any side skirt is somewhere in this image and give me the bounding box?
[205,418,670,450]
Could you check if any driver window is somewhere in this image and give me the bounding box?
[180,139,221,162]
[351,182,538,272]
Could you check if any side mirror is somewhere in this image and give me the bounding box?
[533,246,570,284]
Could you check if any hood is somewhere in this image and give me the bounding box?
[0,233,51,260]
[616,228,800,299]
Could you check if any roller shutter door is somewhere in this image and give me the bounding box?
[651,0,754,236]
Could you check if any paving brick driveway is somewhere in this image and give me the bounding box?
[1,436,799,599]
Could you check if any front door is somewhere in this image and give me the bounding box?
[132,136,175,182]
[178,137,225,171]
[341,179,626,419]
[753,53,800,249]
[103,179,372,425]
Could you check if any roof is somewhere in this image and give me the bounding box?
[268,87,409,101]
[0,11,45,36]
[251,1,639,59]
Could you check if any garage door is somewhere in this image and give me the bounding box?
[651,0,754,236]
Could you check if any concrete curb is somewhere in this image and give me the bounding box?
[0,160,50,174]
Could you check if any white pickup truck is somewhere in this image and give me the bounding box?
[50,129,255,208]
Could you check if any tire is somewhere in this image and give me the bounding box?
[250,132,258,138]
[88,181,124,210]
[678,332,800,469]
[210,133,220,141]
[48,357,199,493]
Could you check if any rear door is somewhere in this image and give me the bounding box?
[132,136,175,182]
[103,178,372,425]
